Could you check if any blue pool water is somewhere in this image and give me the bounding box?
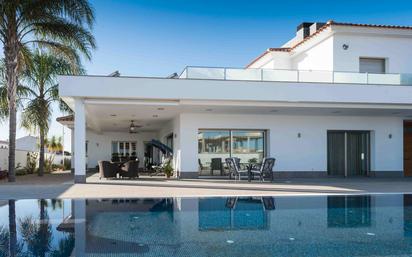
[1,194,412,256]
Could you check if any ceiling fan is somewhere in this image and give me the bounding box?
[129,120,142,133]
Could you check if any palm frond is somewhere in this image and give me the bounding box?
[21,97,52,134]
[30,17,96,60]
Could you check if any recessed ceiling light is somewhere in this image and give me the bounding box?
[110,114,117,117]
[152,115,158,118]
[157,107,165,111]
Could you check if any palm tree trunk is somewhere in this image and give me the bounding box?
[39,199,47,257]
[39,129,45,176]
[4,13,19,183]
[8,200,17,257]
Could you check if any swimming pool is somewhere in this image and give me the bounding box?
[1,194,412,256]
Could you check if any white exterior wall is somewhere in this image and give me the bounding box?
[333,33,412,73]
[291,35,334,71]
[15,136,38,152]
[177,113,403,174]
[0,149,29,171]
[85,130,157,169]
[249,52,292,70]
[250,26,412,74]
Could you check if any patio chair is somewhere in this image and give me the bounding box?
[198,159,204,171]
[250,158,276,182]
[120,160,139,179]
[210,158,224,176]
[225,157,249,180]
[233,157,241,169]
[151,157,172,176]
[261,197,276,210]
[98,161,119,179]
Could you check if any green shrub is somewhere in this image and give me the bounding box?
[16,169,27,176]
[25,152,38,174]
[44,158,53,173]
[164,162,174,178]
[63,158,71,170]
[52,164,64,171]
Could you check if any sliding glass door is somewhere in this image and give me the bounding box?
[198,129,266,176]
[198,130,230,175]
[327,131,370,177]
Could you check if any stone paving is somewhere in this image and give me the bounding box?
[1,172,412,199]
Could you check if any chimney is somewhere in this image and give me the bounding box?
[296,22,313,41]
[309,22,326,35]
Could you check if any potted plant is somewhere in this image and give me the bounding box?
[130,152,137,161]
[111,153,119,162]
[164,163,174,179]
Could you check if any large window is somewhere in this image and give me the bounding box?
[198,130,266,175]
[232,131,265,163]
[111,141,137,156]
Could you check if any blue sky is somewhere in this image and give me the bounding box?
[2,0,412,150]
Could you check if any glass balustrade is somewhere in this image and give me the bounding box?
[179,66,412,85]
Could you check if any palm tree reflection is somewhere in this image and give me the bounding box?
[16,199,74,257]
[19,200,52,257]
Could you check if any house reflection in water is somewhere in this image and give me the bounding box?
[67,195,412,256]
[327,195,372,228]
[5,195,412,256]
[404,195,412,237]
[198,197,276,231]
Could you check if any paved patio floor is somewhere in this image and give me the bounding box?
[1,172,412,199]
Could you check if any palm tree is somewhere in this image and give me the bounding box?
[46,136,63,155]
[0,59,29,122]
[50,235,74,257]
[0,226,9,257]
[21,52,83,176]
[45,136,64,172]
[8,200,17,257]
[0,0,96,182]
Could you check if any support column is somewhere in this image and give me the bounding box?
[74,98,86,183]
[177,114,199,179]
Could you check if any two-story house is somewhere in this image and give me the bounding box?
[58,21,412,183]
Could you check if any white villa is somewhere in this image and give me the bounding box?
[58,20,412,183]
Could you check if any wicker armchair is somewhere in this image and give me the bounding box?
[120,160,139,179]
[98,161,119,179]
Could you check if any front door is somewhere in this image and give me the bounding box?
[327,131,370,176]
[404,121,412,176]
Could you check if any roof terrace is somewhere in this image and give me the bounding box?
[179,66,412,86]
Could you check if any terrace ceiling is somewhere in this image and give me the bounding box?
[83,99,412,133]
